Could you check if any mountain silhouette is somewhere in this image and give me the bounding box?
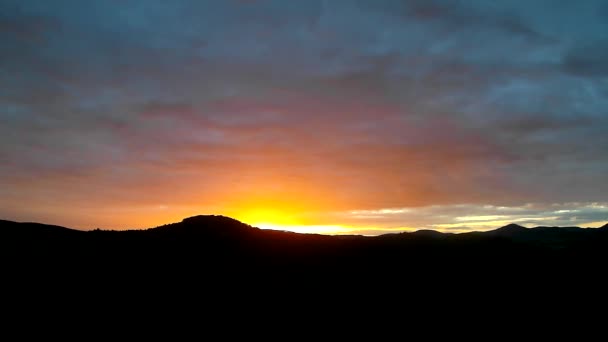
[3,215,607,302]
[4,216,607,263]
[3,216,608,251]
[488,223,527,236]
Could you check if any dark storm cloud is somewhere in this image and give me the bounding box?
[365,0,547,42]
[0,0,606,229]
[562,41,608,77]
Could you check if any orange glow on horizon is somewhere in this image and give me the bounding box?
[228,201,357,234]
[253,222,354,235]
[236,207,299,226]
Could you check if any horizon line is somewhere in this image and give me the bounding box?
[3,215,607,237]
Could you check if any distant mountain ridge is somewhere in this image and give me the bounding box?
[2,214,607,238]
[3,214,608,300]
[3,215,607,253]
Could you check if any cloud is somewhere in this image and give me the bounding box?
[383,0,547,42]
[562,41,608,77]
[0,0,607,230]
[330,202,608,233]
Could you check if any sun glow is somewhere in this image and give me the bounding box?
[237,207,298,225]
[234,207,352,235]
[253,222,353,234]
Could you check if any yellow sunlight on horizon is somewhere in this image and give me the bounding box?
[234,206,353,235]
[253,223,354,235]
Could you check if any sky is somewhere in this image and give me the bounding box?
[1,0,607,234]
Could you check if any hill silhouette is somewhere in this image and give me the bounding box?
[4,215,608,255]
[4,215,608,265]
[3,215,607,302]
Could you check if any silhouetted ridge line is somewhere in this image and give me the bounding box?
[410,229,446,238]
[2,217,608,237]
[148,215,260,240]
[0,219,82,236]
[181,215,247,226]
[2,215,607,301]
[489,223,527,236]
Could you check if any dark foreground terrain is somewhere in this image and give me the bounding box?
[0,216,608,320]
[3,215,605,330]
[3,215,607,279]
